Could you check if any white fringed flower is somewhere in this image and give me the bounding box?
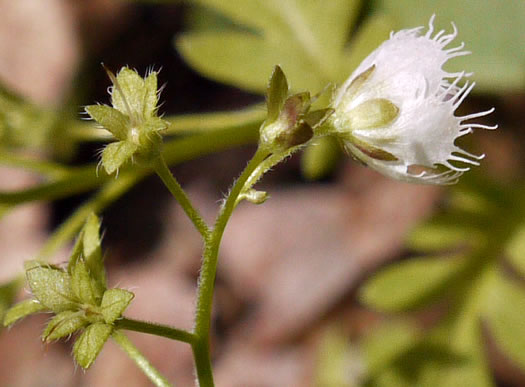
[329,16,497,184]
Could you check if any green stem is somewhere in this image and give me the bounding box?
[112,330,172,387]
[0,151,70,178]
[0,125,259,206]
[115,317,196,344]
[192,147,270,387]
[70,104,265,141]
[37,172,141,260]
[154,156,210,238]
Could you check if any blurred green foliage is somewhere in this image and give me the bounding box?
[359,174,525,386]
[177,0,393,179]
[374,0,525,93]
[0,0,522,384]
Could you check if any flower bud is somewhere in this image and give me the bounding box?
[327,16,497,184]
[85,67,168,175]
[260,66,332,153]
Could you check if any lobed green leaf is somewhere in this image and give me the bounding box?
[179,0,363,93]
[505,223,525,278]
[375,0,525,93]
[3,299,47,327]
[483,272,525,371]
[339,14,393,80]
[100,288,134,324]
[142,71,159,118]
[73,322,113,369]
[101,141,138,175]
[25,261,77,313]
[85,105,129,141]
[42,311,88,342]
[71,258,105,306]
[363,320,420,377]
[359,256,465,312]
[111,67,146,117]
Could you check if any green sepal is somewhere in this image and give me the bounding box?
[25,261,77,313]
[347,98,399,130]
[84,105,129,141]
[347,134,398,162]
[100,289,134,324]
[3,299,47,327]
[266,65,289,123]
[101,140,138,175]
[73,322,113,369]
[341,65,375,101]
[71,258,105,306]
[42,311,88,342]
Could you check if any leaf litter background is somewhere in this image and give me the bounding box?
[0,0,523,386]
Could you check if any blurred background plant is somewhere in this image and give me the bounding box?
[0,0,521,386]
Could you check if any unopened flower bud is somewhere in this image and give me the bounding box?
[85,67,168,175]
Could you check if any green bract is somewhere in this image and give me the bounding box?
[85,67,169,174]
[259,65,332,152]
[2,213,134,370]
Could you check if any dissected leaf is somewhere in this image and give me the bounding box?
[42,311,88,342]
[101,141,138,175]
[25,261,77,313]
[314,326,354,387]
[100,289,134,324]
[68,213,106,291]
[73,323,112,369]
[85,105,129,141]
[111,67,147,117]
[3,299,47,327]
[375,0,525,93]
[177,0,363,93]
[142,71,159,118]
[483,271,525,371]
[505,223,525,278]
[339,13,393,81]
[0,82,57,150]
[82,213,106,286]
[362,320,420,376]
[406,221,481,252]
[359,255,465,312]
[71,258,105,306]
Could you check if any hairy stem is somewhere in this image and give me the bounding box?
[116,317,196,344]
[154,156,210,238]
[192,147,270,387]
[112,330,172,387]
